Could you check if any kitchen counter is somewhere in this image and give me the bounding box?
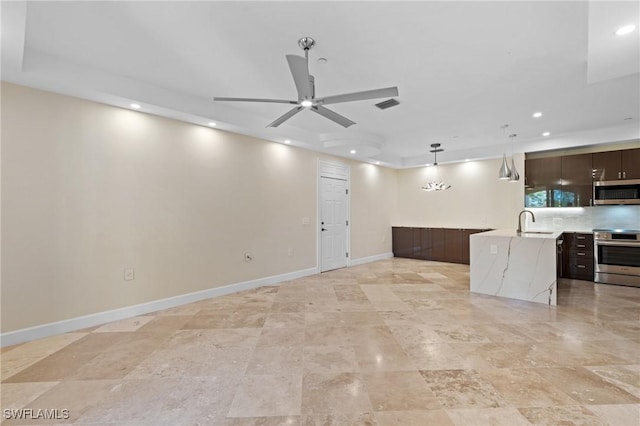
[470,229,559,305]
[477,229,564,239]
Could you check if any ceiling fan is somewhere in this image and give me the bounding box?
[214,37,399,128]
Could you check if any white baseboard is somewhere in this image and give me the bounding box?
[0,266,319,347]
[350,252,393,266]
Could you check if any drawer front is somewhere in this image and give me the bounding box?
[567,254,594,280]
[565,232,594,250]
[568,249,593,258]
[563,236,594,280]
[567,265,594,280]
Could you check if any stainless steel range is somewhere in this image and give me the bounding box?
[593,229,640,287]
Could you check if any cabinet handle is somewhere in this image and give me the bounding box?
[577,236,586,240]
[577,265,586,268]
[577,252,586,256]
[577,244,586,248]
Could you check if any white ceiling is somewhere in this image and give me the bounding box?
[2,1,639,168]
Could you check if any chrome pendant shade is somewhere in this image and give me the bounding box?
[508,133,520,182]
[498,153,511,180]
[497,125,520,182]
[509,157,520,182]
[421,143,451,191]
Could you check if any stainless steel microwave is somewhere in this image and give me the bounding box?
[593,179,640,205]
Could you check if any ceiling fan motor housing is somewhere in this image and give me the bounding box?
[298,37,316,51]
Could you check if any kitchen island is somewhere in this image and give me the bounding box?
[470,229,563,305]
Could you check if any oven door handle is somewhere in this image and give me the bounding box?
[595,240,640,247]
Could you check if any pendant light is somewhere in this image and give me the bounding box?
[508,133,520,182]
[421,143,451,191]
[498,124,511,180]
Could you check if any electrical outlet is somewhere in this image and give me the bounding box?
[490,245,498,255]
[287,248,293,257]
[244,252,253,262]
[124,267,135,281]
[301,217,310,225]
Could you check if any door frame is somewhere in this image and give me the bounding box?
[317,160,351,272]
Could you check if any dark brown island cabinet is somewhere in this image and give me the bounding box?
[392,227,490,265]
[561,232,594,281]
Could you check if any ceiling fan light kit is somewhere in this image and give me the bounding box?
[214,37,399,128]
[421,143,451,192]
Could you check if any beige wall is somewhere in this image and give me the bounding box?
[394,156,525,229]
[1,83,394,332]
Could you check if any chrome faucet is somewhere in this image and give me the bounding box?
[517,210,535,234]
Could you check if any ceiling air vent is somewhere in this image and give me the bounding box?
[375,98,400,110]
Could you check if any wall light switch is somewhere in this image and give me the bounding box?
[490,245,498,255]
[302,217,310,225]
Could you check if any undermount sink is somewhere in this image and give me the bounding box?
[519,231,554,235]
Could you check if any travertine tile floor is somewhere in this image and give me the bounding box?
[1,258,639,425]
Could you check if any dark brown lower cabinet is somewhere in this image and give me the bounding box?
[561,232,594,281]
[392,227,414,259]
[431,228,446,262]
[444,229,463,264]
[392,227,489,265]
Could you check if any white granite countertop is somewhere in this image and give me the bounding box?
[477,229,564,239]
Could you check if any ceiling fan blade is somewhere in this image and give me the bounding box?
[214,97,297,104]
[286,54,312,101]
[318,86,399,105]
[266,106,304,128]
[311,106,356,128]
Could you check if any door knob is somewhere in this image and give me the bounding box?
[321,228,327,231]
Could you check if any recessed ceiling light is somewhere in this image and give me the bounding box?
[464,159,470,162]
[615,24,636,36]
[375,161,381,165]
[350,149,357,154]
[532,112,543,118]
[130,103,141,109]
[624,117,633,121]
[284,140,291,144]
[542,132,551,137]
[317,57,328,63]
[301,100,313,107]
[208,122,216,127]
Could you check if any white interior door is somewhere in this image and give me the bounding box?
[320,176,349,272]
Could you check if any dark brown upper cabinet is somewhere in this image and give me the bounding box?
[593,148,640,181]
[560,153,593,207]
[524,157,562,207]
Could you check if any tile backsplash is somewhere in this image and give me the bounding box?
[524,206,640,232]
